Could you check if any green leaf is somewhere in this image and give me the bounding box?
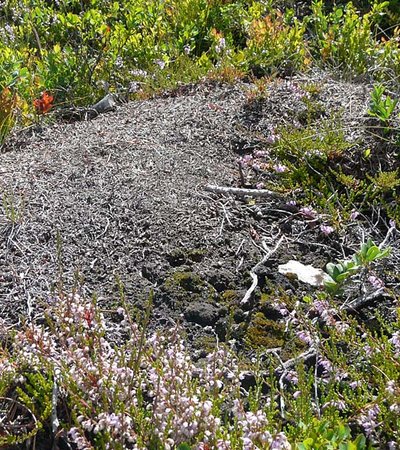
[354,434,366,449]
[339,443,356,450]
[326,262,336,276]
[336,272,350,283]
[352,254,362,266]
[177,444,192,450]
[376,247,391,259]
[324,278,337,287]
[298,438,314,449]
[365,245,380,262]
[337,423,350,440]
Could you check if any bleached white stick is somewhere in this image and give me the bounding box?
[205,184,279,198]
[241,236,284,305]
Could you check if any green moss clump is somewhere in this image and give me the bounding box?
[187,248,207,262]
[162,270,218,307]
[220,290,239,305]
[259,286,297,310]
[245,312,285,349]
[192,335,218,355]
[165,271,204,293]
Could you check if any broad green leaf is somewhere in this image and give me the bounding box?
[365,245,380,261]
[177,444,192,450]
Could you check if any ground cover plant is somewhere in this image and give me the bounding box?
[1,0,400,449]
[0,284,399,449]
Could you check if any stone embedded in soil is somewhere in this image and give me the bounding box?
[184,301,223,326]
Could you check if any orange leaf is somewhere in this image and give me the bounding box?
[34,91,54,114]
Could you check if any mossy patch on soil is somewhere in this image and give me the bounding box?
[161,269,218,308]
[245,311,306,361]
[165,270,205,292]
[167,247,207,266]
[259,287,297,311]
[192,334,218,356]
[245,312,286,348]
[220,289,239,305]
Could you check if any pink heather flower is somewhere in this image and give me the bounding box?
[319,358,333,375]
[216,439,230,449]
[130,69,148,77]
[386,380,397,395]
[270,432,291,449]
[300,206,317,219]
[252,163,261,171]
[364,344,377,357]
[266,132,279,144]
[349,380,362,389]
[350,210,359,220]
[287,200,297,206]
[313,300,336,325]
[128,82,140,93]
[285,370,298,384]
[296,330,314,345]
[273,163,288,173]
[389,331,400,357]
[388,442,397,450]
[155,59,166,69]
[313,299,330,315]
[254,150,267,158]
[389,331,400,346]
[389,219,396,228]
[334,321,350,334]
[256,182,265,189]
[274,302,289,316]
[286,81,309,100]
[293,390,301,399]
[357,404,381,437]
[68,427,93,450]
[320,224,334,236]
[322,400,346,411]
[389,403,400,413]
[215,37,226,54]
[239,154,253,166]
[368,275,384,290]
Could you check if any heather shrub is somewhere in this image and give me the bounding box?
[0,289,399,448]
[0,293,291,448]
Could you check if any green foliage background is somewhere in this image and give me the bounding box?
[0,0,399,141]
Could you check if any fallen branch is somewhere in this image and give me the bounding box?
[279,346,317,371]
[84,93,119,120]
[205,184,280,198]
[56,93,122,122]
[379,223,397,249]
[241,236,284,305]
[341,288,390,312]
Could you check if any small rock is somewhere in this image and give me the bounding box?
[184,302,221,326]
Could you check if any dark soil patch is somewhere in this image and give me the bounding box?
[0,74,399,353]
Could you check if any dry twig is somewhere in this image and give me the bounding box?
[205,184,280,198]
[241,236,284,305]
